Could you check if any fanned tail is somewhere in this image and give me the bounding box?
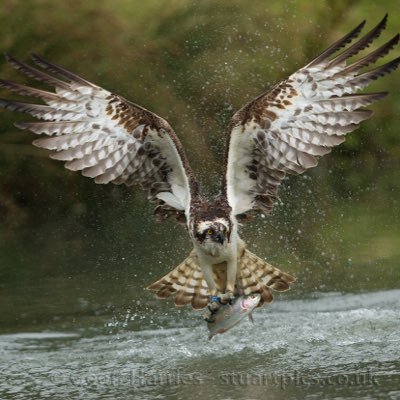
[236,249,296,307]
[147,251,210,309]
[147,246,296,309]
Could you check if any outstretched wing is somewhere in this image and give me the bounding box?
[0,54,199,223]
[223,15,399,217]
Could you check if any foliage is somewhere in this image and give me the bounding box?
[0,0,399,332]
[0,1,398,271]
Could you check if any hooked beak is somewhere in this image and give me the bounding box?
[213,232,226,245]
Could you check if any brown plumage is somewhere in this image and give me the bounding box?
[0,53,200,225]
[0,16,398,316]
[223,14,399,218]
[147,242,295,310]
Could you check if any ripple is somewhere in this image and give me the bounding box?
[1,290,400,400]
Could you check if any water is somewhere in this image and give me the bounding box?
[1,2,399,398]
[1,169,399,399]
[1,290,399,400]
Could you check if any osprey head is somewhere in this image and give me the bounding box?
[194,218,230,245]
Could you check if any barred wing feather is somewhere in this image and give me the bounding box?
[224,15,399,216]
[0,54,198,222]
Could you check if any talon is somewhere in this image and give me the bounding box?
[219,291,235,304]
[208,301,220,312]
[203,315,214,323]
[203,304,218,322]
[203,292,236,322]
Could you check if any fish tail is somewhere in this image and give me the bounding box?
[147,250,210,310]
[237,248,296,307]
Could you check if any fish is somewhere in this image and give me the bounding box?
[207,293,261,340]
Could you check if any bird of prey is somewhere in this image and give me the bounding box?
[0,16,398,321]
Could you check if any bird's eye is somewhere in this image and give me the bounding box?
[207,229,213,235]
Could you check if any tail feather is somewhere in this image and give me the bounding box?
[147,252,210,309]
[191,270,209,309]
[242,249,295,290]
[147,247,296,310]
[238,249,295,307]
[175,262,197,306]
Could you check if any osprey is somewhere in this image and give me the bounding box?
[1,16,398,320]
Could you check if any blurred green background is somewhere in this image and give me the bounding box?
[0,0,399,333]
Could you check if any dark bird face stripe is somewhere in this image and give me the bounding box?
[0,17,397,316]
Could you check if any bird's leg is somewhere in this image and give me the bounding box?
[201,260,236,322]
[201,262,234,322]
[200,263,220,322]
[201,263,217,296]
[220,256,237,302]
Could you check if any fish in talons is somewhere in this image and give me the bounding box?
[206,293,261,340]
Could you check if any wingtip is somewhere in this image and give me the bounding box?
[365,109,374,119]
[389,56,400,70]
[14,121,27,130]
[4,53,22,67]
[31,53,45,63]
[32,138,44,148]
[147,280,162,291]
[30,53,47,69]
[380,13,388,26]
[352,19,367,37]
[356,19,367,32]
[306,17,368,68]
[374,91,389,100]
[373,14,389,34]
[375,13,388,33]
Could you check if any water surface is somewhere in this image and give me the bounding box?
[1,290,400,399]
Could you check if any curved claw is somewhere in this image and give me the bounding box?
[218,291,235,304]
[203,292,236,322]
[203,303,218,323]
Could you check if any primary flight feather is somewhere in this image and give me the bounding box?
[1,16,398,319]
